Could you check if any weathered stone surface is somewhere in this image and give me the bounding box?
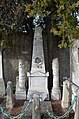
[16,58,26,100]
[6,81,14,109]
[0,79,5,96]
[74,97,79,119]
[51,58,61,100]
[3,29,70,94]
[32,94,40,119]
[61,80,70,108]
[70,40,79,86]
[19,59,26,89]
[0,50,5,96]
[27,26,49,100]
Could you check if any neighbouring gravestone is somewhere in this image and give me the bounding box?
[72,84,79,119]
[70,40,79,87]
[51,58,61,100]
[74,96,79,119]
[32,94,40,119]
[0,50,5,96]
[16,58,26,100]
[6,81,14,109]
[61,80,70,108]
[27,26,49,100]
[70,40,79,119]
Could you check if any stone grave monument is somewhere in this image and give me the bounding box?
[27,26,49,100]
[32,94,40,119]
[70,40,79,118]
[6,81,14,109]
[16,58,26,99]
[51,58,61,100]
[61,80,70,108]
[0,49,5,96]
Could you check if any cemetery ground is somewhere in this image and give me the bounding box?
[0,95,74,119]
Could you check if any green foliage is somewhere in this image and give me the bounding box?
[26,0,79,48]
[25,0,51,16]
[1,0,79,48]
[0,0,26,49]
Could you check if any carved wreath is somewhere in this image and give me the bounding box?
[34,57,43,68]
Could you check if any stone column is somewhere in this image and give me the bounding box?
[51,58,61,100]
[15,58,26,100]
[61,80,70,108]
[72,85,79,119]
[74,96,79,119]
[0,50,5,96]
[19,59,26,89]
[32,94,40,119]
[6,81,14,109]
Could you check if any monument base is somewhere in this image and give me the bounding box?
[61,101,69,108]
[0,78,5,96]
[16,88,26,100]
[27,89,49,100]
[51,88,61,100]
[6,100,14,109]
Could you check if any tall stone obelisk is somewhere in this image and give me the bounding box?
[0,49,5,96]
[31,26,45,73]
[27,25,49,100]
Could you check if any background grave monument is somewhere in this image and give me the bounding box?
[6,81,14,109]
[27,26,49,100]
[16,58,26,99]
[70,40,79,118]
[51,58,61,100]
[0,49,5,96]
[61,80,70,108]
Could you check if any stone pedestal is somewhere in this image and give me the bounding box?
[6,81,14,109]
[16,59,26,100]
[61,80,69,108]
[0,50,5,96]
[74,97,79,119]
[27,26,49,100]
[32,94,40,119]
[51,58,61,100]
[27,72,49,100]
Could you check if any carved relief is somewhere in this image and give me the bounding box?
[34,57,43,68]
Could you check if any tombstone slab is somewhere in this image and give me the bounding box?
[70,40,79,119]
